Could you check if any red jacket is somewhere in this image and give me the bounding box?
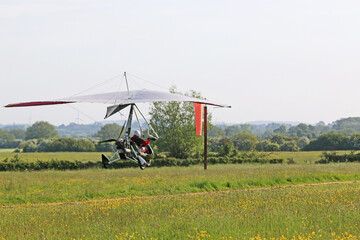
[131,135,150,147]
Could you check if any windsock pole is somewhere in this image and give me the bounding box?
[204,105,208,170]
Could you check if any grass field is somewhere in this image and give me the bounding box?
[0,149,18,153]
[271,151,351,164]
[0,151,111,163]
[1,164,360,205]
[1,152,360,239]
[1,181,359,239]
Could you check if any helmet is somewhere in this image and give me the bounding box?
[134,130,141,137]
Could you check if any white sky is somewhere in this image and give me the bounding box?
[1,0,360,126]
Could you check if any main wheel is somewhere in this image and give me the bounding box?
[102,154,109,169]
[139,165,146,170]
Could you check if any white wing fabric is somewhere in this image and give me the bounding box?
[5,90,230,110]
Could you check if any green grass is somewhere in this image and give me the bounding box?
[0,149,17,153]
[0,151,111,163]
[1,164,360,205]
[1,182,359,239]
[271,151,353,164]
[1,163,360,239]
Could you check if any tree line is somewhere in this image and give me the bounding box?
[3,119,360,155]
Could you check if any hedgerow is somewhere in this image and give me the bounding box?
[0,153,285,171]
[316,151,360,163]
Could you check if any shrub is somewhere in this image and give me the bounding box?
[316,151,360,164]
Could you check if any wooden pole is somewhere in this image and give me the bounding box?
[204,105,208,170]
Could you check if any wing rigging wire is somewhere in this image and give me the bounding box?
[69,73,123,98]
[134,104,159,139]
[66,104,99,123]
[127,73,169,91]
[133,107,143,136]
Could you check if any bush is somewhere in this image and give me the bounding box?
[316,151,360,164]
[22,140,38,152]
[287,158,296,164]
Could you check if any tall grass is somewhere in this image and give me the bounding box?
[1,183,359,239]
[1,164,360,205]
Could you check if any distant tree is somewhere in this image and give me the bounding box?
[297,137,310,149]
[349,133,360,150]
[303,133,350,151]
[0,130,22,148]
[231,132,258,151]
[95,123,122,140]
[255,140,280,152]
[288,124,316,139]
[332,117,360,135]
[279,141,300,151]
[262,129,274,139]
[224,125,241,137]
[8,129,26,139]
[218,138,237,156]
[224,124,252,137]
[273,125,287,135]
[269,134,286,145]
[208,137,221,152]
[314,122,331,136]
[45,138,95,152]
[0,129,16,141]
[36,139,52,152]
[208,125,225,137]
[25,121,58,140]
[95,142,114,152]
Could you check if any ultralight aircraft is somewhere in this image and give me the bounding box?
[5,73,230,169]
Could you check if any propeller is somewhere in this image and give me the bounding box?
[99,139,117,143]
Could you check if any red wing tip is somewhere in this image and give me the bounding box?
[5,101,74,108]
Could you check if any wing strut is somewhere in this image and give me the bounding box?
[125,104,134,137]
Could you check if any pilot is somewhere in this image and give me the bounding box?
[131,130,150,148]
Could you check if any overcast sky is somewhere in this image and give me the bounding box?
[1,0,360,126]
